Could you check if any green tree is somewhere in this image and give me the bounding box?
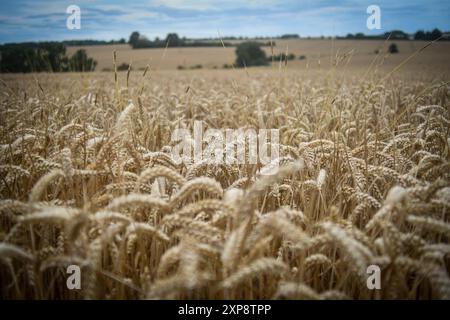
[134,35,152,48]
[129,31,140,47]
[430,28,443,40]
[165,33,182,47]
[414,30,426,40]
[38,43,68,72]
[0,42,69,73]
[388,43,399,54]
[68,49,97,71]
[235,42,268,68]
[413,28,442,41]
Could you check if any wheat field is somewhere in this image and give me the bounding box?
[0,52,450,299]
[66,39,450,71]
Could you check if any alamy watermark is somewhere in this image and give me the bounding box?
[66,264,81,289]
[366,264,381,290]
[366,5,381,30]
[171,121,280,172]
[66,5,81,30]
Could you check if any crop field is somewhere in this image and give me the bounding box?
[0,44,450,299]
[66,39,450,72]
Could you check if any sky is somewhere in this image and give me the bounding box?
[0,0,449,43]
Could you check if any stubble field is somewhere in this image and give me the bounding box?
[1,41,450,299]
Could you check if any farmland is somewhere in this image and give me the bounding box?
[1,39,450,299]
[65,39,450,73]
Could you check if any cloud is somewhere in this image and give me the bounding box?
[149,0,284,11]
[117,11,170,22]
[0,0,449,43]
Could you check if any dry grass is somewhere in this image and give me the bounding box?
[0,56,449,299]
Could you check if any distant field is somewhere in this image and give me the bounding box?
[66,39,450,74]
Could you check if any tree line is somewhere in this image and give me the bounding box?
[62,39,126,46]
[0,42,97,73]
[342,28,446,40]
[127,32,273,49]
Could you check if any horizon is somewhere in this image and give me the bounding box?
[3,31,447,46]
[0,0,449,44]
[2,28,448,45]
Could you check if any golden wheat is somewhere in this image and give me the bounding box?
[0,68,449,300]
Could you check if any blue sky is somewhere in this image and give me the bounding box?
[0,0,449,43]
